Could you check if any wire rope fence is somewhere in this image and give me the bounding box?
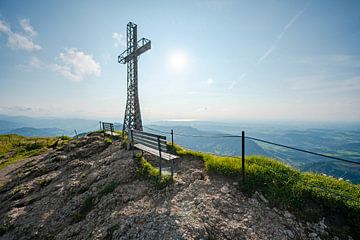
[143,126,360,203]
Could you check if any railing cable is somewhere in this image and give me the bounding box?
[245,136,360,165]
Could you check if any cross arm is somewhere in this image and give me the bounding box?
[118,38,151,64]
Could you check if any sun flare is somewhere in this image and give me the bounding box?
[169,51,187,72]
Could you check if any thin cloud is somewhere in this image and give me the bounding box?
[17,56,44,70]
[228,72,247,90]
[207,77,214,85]
[256,45,275,64]
[257,7,307,65]
[20,19,37,37]
[0,19,41,51]
[288,75,360,94]
[112,32,126,48]
[229,7,307,91]
[0,20,11,33]
[277,7,306,40]
[50,48,101,81]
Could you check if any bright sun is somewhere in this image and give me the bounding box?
[169,51,187,72]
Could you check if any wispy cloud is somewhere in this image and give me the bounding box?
[112,32,126,48]
[207,77,214,85]
[0,19,41,51]
[17,49,101,81]
[17,56,44,70]
[277,8,306,40]
[299,54,360,68]
[228,72,247,90]
[50,48,101,81]
[257,7,307,65]
[228,7,307,91]
[19,19,37,37]
[256,45,275,65]
[287,75,360,93]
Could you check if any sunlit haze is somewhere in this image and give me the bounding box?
[0,1,359,123]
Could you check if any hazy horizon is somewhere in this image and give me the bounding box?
[1,113,360,130]
[1,1,360,123]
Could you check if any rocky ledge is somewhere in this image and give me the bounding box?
[0,134,353,239]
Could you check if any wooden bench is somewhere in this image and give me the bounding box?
[130,129,179,178]
[102,122,120,137]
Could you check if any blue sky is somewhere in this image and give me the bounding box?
[0,0,359,123]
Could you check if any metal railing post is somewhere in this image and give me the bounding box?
[242,131,245,184]
[157,136,162,177]
[171,129,174,147]
[171,159,174,179]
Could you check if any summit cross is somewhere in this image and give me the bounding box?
[118,22,151,136]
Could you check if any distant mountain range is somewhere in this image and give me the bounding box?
[0,115,359,183]
[0,114,103,137]
[145,125,266,156]
[1,127,66,137]
[145,123,360,184]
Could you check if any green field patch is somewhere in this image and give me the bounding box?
[0,134,71,170]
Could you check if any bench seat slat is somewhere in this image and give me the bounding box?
[133,135,167,149]
[133,138,161,151]
[132,133,167,144]
[134,143,179,160]
[133,129,166,140]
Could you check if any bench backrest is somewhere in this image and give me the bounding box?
[131,129,168,153]
[102,122,114,132]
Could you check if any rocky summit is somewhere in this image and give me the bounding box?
[0,133,350,239]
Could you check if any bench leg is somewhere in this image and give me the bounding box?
[171,159,174,179]
[159,157,162,177]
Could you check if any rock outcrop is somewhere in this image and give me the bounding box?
[0,134,350,239]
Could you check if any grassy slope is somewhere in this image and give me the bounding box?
[136,156,172,189]
[168,143,360,235]
[0,134,70,170]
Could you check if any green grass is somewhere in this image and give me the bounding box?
[36,178,50,188]
[169,143,360,235]
[0,134,71,170]
[136,155,172,189]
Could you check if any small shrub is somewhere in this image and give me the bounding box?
[100,181,118,197]
[77,186,89,194]
[25,142,45,151]
[71,196,94,223]
[136,156,172,189]
[105,224,120,240]
[0,223,11,236]
[104,138,112,144]
[60,136,71,141]
[36,178,49,188]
